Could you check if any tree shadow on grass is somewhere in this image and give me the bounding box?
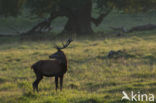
[0,77,7,84]
[97,50,136,60]
[70,50,136,65]
[143,55,156,64]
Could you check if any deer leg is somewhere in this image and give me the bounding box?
[60,75,64,91]
[55,76,58,91]
[33,74,43,92]
[36,76,43,92]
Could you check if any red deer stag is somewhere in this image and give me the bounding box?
[31,39,73,92]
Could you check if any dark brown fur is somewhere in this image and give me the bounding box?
[31,39,72,92]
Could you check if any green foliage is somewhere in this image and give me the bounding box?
[26,0,59,16]
[95,0,156,13]
[1,0,156,17]
[26,0,91,16]
[0,0,25,16]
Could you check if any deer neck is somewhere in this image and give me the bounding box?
[60,55,67,74]
[62,55,67,66]
[57,55,67,68]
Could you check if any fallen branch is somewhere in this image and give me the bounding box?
[110,24,156,34]
[110,26,128,32]
[128,24,156,32]
[92,8,112,26]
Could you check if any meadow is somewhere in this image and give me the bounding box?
[0,12,156,103]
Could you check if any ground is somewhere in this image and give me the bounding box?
[0,11,156,103]
[0,31,156,103]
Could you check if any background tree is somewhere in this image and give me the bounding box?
[0,0,25,17]
[25,0,110,35]
[0,0,156,35]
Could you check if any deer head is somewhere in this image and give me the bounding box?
[49,38,73,62]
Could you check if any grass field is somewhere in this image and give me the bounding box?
[0,31,156,103]
[0,11,156,103]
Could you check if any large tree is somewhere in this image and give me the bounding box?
[25,0,113,35]
[1,0,156,35]
[0,0,25,17]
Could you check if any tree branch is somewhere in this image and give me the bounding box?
[23,11,66,35]
[6,24,21,34]
[91,8,112,26]
[110,24,156,35]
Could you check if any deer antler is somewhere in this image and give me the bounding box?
[56,38,73,50]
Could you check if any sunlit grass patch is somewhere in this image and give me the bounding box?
[0,33,155,102]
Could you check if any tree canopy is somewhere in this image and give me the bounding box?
[0,0,25,16]
[1,0,156,34]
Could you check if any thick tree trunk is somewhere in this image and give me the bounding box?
[62,0,112,35]
[63,14,93,35]
[23,0,111,35]
[62,0,93,35]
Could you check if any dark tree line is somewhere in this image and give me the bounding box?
[0,0,156,35]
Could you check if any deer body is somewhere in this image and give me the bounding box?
[31,39,72,92]
[32,60,67,77]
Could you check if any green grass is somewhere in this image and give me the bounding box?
[0,10,156,103]
[0,32,156,103]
